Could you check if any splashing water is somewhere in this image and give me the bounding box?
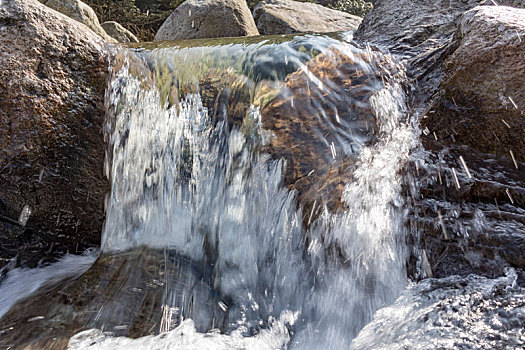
[0,34,421,349]
[86,34,419,349]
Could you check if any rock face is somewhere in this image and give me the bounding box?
[358,1,525,279]
[0,0,109,268]
[254,0,362,35]
[154,0,259,41]
[102,21,139,43]
[415,6,525,278]
[423,6,525,159]
[356,0,524,103]
[44,0,116,42]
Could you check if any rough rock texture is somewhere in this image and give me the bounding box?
[422,6,525,159]
[254,0,362,35]
[44,0,116,42]
[154,0,259,41]
[358,1,525,279]
[0,0,109,269]
[356,0,524,104]
[102,21,139,43]
[414,6,525,278]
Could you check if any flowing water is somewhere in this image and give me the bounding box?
[1,33,415,349]
[2,33,522,350]
[87,34,416,349]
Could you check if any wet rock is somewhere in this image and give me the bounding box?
[358,0,525,279]
[102,21,139,43]
[260,48,405,223]
[0,0,109,268]
[414,6,525,278]
[44,0,117,42]
[422,6,525,160]
[352,270,525,349]
[154,0,259,41]
[0,249,227,349]
[407,140,525,279]
[254,0,362,35]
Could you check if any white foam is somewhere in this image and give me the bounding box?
[0,253,96,319]
[68,311,297,350]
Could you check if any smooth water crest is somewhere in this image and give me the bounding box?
[0,33,419,349]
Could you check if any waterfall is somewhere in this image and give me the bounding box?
[82,34,418,349]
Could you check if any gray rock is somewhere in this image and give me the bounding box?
[44,0,116,42]
[154,0,259,41]
[0,0,109,268]
[253,0,362,35]
[355,0,524,103]
[423,6,525,159]
[102,21,139,43]
[357,0,525,280]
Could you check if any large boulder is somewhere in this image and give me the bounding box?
[102,21,139,43]
[44,0,116,42]
[422,6,525,159]
[0,0,109,268]
[415,6,525,278]
[154,0,259,41]
[356,0,525,103]
[254,0,362,35]
[358,1,525,279]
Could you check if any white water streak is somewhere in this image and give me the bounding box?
[0,253,96,319]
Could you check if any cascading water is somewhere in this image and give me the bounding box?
[76,34,418,349]
[0,34,422,350]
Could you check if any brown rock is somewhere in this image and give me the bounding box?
[422,6,525,161]
[254,0,362,35]
[154,0,259,41]
[261,48,404,223]
[0,249,226,349]
[0,0,109,268]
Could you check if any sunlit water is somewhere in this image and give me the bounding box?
[6,33,520,349]
[73,34,418,349]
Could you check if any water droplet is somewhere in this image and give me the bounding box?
[18,205,31,226]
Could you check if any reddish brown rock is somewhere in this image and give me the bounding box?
[0,0,109,268]
[261,48,404,222]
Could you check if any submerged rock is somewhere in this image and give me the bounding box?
[44,0,116,42]
[154,0,259,41]
[254,0,362,35]
[261,47,405,223]
[0,249,227,349]
[102,21,139,43]
[0,0,109,268]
